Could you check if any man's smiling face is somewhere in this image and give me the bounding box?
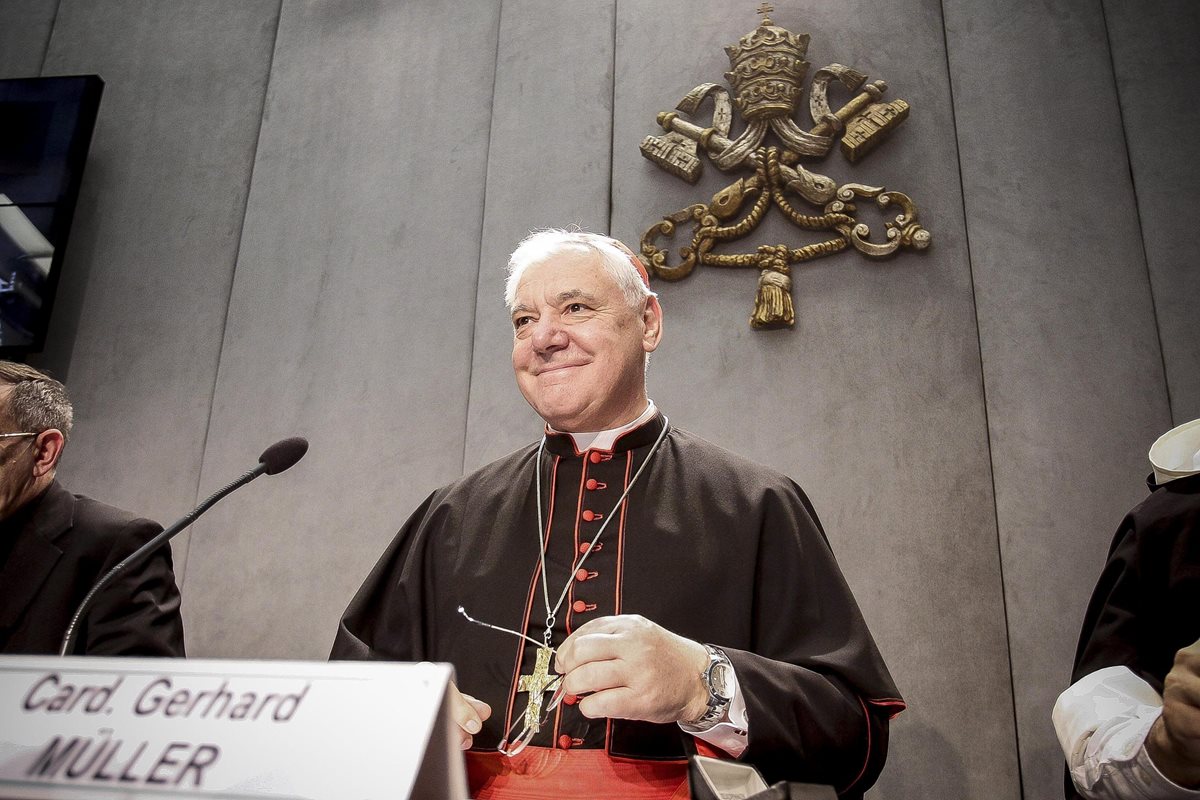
[510,248,661,433]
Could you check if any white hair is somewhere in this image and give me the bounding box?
[505,229,656,312]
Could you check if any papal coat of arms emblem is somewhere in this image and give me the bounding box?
[639,4,931,329]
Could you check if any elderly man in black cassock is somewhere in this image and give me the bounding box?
[332,230,903,800]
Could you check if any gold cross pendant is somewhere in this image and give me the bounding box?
[517,646,562,733]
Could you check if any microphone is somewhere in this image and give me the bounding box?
[258,437,308,476]
[59,436,309,656]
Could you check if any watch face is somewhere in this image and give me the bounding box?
[710,661,735,702]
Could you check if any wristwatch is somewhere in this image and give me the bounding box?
[684,645,735,729]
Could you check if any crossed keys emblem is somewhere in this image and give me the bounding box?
[639,4,931,329]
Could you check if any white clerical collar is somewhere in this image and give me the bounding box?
[550,401,657,452]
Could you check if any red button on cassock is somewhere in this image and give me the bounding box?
[588,452,602,464]
[572,600,588,613]
[575,568,592,581]
[558,734,573,750]
[582,510,596,522]
[563,694,578,706]
[585,478,600,490]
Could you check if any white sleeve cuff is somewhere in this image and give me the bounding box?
[679,662,748,758]
[1053,665,1200,799]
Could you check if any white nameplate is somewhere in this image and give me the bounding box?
[0,656,466,800]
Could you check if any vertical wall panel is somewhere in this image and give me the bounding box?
[0,0,57,77]
[28,0,280,584]
[612,2,1017,797]
[179,0,502,658]
[1105,1,1200,424]
[1,0,1193,796]
[463,0,617,467]
[945,1,1173,797]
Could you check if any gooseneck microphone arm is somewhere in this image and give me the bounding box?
[58,437,308,656]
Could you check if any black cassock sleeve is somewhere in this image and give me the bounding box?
[1064,517,1148,800]
[1065,480,1200,800]
[1072,484,1200,692]
[721,480,901,795]
[331,491,438,662]
[1071,517,1148,686]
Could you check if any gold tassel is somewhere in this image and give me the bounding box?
[750,267,794,329]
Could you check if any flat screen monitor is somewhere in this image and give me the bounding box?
[0,75,104,355]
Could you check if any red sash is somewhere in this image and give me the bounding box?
[466,747,689,800]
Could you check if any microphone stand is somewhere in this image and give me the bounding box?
[58,462,269,656]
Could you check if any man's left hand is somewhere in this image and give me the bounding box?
[1147,638,1200,787]
[554,614,709,724]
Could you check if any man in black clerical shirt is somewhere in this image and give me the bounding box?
[0,361,184,656]
[334,230,901,799]
[1054,418,1200,798]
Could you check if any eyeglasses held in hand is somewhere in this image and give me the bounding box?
[458,605,568,757]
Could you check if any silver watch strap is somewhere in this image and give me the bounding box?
[683,645,733,730]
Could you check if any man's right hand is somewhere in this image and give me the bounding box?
[448,682,492,750]
[1147,638,1200,787]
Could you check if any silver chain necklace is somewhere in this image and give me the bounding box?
[475,416,670,756]
[534,415,670,646]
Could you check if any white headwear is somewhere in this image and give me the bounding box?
[1149,418,1200,485]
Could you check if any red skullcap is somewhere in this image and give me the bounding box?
[609,239,651,287]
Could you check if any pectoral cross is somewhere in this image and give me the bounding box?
[517,646,562,732]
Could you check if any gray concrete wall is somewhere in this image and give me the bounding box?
[944,1,1176,796]
[614,3,1016,797]
[4,1,1198,798]
[21,0,281,586]
[1104,0,1200,425]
